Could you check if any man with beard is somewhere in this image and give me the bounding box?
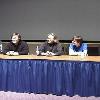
[3,32,29,55]
[36,33,62,56]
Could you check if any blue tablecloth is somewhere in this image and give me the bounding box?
[0,59,100,96]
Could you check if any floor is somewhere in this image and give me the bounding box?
[0,91,100,100]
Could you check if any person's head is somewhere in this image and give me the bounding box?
[47,33,58,43]
[72,35,83,47]
[11,33,21,44]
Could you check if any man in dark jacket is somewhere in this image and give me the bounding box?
[3,32,29,55]
[36,33,62,56]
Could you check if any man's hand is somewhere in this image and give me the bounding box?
[13,52,19,55]
[6,51,19,56]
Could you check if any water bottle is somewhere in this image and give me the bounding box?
[0,41,2,53]
[36,46,40,55]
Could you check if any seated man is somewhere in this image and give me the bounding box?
[3,32,29,55]
[36,33,62,56]
[69,35,87,56]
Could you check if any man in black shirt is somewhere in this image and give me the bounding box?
[3,33,29,55]
[36,33,62,56]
